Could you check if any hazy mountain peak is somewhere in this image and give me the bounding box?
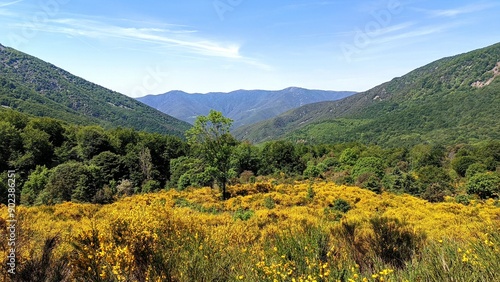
[137,88,356,128]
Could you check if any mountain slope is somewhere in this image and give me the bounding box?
[0,43,190,137]
[234,42,500,146]
[137,88,355,128]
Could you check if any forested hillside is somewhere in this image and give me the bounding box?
[235,43,500,146]
[0,43,190,137]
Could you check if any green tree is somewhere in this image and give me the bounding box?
[185,110,236,200]
[260,140,304,175]
[139,133,188,186]
[169,156,212,190]
[465,163,487,178]
[19,127,54,168]
[232,141,261,175]
[351,157,385,180]
[466,172,500,199]
[409,144,444,169]
[21,165,51,205]
[27,117,66,147]
[339,147,360,166]
[76,126,112,160]
[90,151,125,183]
[451,156,477,177]
[42,162,87,204]
[0,121,22,171]
[71,164,103,203]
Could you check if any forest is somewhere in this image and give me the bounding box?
[1,108,499,206]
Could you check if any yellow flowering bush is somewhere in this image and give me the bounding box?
[1,181,499,281]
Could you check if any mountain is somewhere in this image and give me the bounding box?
[136,88,355,128]
[234,43,500,146]
[0,43,190,137]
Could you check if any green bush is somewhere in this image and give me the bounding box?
[466,172,500,199]
[331,198,351,213]
[233,208,254,221]
[352,157,384,180]
[263,196,276,209]
[455,194,471,205]
[465,163,487,178]
[303,164,321,179]
[451,156,477,177]
[142,180,160,193]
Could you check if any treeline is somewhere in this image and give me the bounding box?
[0,109,499,205]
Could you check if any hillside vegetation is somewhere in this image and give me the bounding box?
[234,43,500,146]
[2,110,499,208]
[1,182,499,281]
[0,43,190,137]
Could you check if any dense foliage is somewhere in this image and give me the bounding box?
[0,44,190,137]
[1,110,498,207]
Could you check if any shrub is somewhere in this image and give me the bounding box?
[352,157,384,180]
[233,208,254,221]
[116,179,134,196]
[451,156,477,177]
[306,183,315,200]
[239,170,255,184]
[455,194,471,205]
[356,172,382,193]
[368,217,426,269]
[263,196,276,209]
[421,183,448,203]
[304,164,321,179]
[14,236,68,282]
[142,179,161,193]
[466,172,500,199]
[465,163,487,178]
[331,198,351,213]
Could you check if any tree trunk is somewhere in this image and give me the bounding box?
[220,180,227,200]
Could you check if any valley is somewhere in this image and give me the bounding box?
[0,40,499,281]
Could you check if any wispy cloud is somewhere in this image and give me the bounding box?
[5,9,272,70]
[17,17,243,59]
[418,2,498,18]
[0,0,23,8]
[374,22,463,45]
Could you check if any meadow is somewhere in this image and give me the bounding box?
[1,181,500,282]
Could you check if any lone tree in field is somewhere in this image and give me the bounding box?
[186,110,236,200]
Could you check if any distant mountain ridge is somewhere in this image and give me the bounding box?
[137,88,355,128]
[234,42,500,146]
[0,43,191,137]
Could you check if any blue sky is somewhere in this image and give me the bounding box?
[1,0,499,97]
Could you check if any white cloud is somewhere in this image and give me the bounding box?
[0,0,23,8]
[5,11,272,69]
[372,22,463,45]
[419,2,498,18]
[31,18,242,59]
